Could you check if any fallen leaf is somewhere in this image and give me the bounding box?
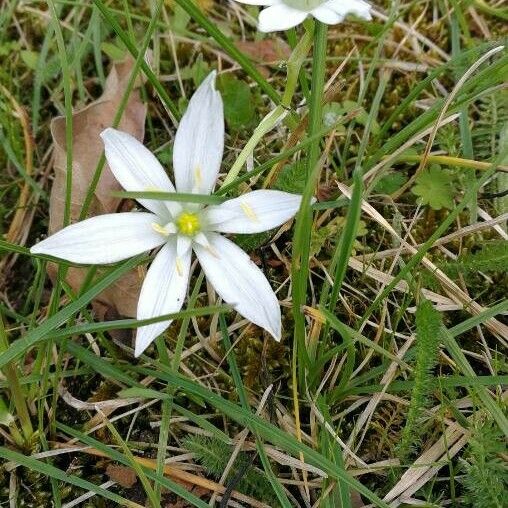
[236,39,291,79]
[237,39,291,63]
[106,464,137,488]
[47,56,147,317]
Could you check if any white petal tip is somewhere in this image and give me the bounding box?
[99,127,115,139]
[30,242,54,257]
[270,330,282,342]
[134,334,152,358]
[203,70,218,90]
[134,325,161,358]
[257,20,278,33]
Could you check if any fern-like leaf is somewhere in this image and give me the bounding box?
[443,240,508,277]
[461,419,508,508]
[398,299,442,460]
[184,435,278,505]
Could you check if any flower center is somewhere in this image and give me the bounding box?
[176,212,201,236]
[284,0,325,11]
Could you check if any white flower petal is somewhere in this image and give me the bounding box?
[203,190,303,234]
[234,0,279,4]
[312,5,343,23]
[194,233,281,340]
[135,239,191,357]
[30,212,165,265]
[193,232,211,250]
[177,235,192,258]
[325,0,372,20]
[258,4,308,32]
[173,72,224,195]
[101,128,180,219]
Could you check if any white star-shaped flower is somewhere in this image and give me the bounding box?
[233,0,372,32]
[31,72,307,357]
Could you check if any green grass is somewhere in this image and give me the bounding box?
[0,1,507,507]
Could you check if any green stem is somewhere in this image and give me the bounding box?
[451,11,476,224]
[282,27,313,108]
[221,29,313,188]
[0,313,34,444]
[291,21,328,387]
[221,106,287,187]
[103,416,159,507]
[47,0,73,227]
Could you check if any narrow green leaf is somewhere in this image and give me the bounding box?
[92,0,179,121]
[118,379,389,508]
[442,327,508,438]
[0,256,143,369]
[112,190,227,205]
[56,423,211,508]
[0,447,141,507]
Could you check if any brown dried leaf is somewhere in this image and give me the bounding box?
[106,464,138,488]
[47,57,147,317]
[237,39,291,63]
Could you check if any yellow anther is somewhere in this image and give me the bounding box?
[151,222,170,237]
[240,202,258,222]
[194,165,203,186]
[176,212,201,236]
[175,257,184,276]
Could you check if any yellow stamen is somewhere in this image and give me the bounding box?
[176,212,201,236]
[240,202,258,222]
[194,165,203,186]
[176,257,184,276]
[151,223,170,236]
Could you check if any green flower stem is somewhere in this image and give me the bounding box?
[286,28,311,101]
[93,0,179,120]
[282,27,313,108]
[219,315,292,508]
[221,29,313,189]
[291,21,328,387]
[0,313,34,444]
[221,106,287,188]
